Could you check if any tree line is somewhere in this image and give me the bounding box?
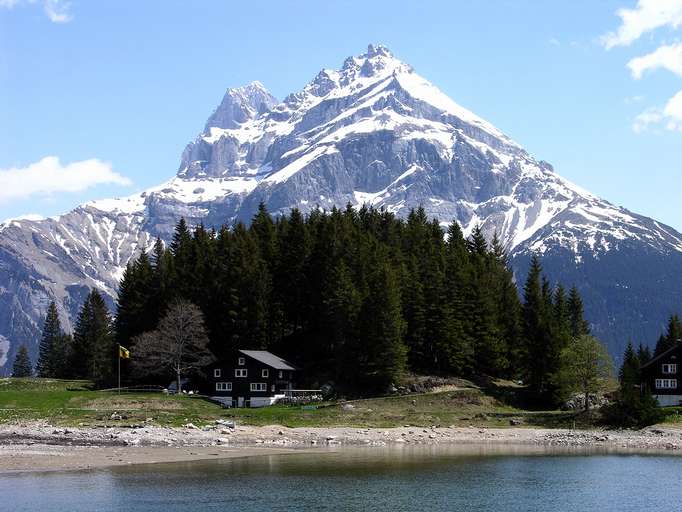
[26,204,595,404]
[19,291,117,386]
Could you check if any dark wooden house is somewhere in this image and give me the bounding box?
[208,350,296,408]
[641,344,682,407]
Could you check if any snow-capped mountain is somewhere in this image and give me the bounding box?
[1,44,681,369]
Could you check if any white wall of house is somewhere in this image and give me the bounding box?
[654,394,682,407]
[250,394,286,408]
[211,396,233,407]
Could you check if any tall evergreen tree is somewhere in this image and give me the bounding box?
[12,345,32,377]
[356,253,407,391]
[90,290,116,386]
[69,296,94,379]
[69,290,115,383]
[568,286,590,338]
[36,302,62,378]
[637,343,652,366]
[619,341,640,388]
[654,314,682,356]
[523,255,547,393]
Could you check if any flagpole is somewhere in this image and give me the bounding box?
[118,344,121,395]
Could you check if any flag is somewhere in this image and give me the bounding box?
[119,346,130,359]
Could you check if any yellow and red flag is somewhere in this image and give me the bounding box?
[119,346,130,359]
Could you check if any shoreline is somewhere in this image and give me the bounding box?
[2,422,682,473]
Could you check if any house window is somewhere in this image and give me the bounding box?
[662,364,678,374]
[215,382,232,391]
[250,383,267,392]
[238,357,245,366]
[271,384,275,392]
[655,379,678,389]
[235,369,247,378]
[262,369,269,378]
[278,370,283,379]
[214,369,221,378]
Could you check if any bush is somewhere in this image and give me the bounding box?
[601,390,663,428]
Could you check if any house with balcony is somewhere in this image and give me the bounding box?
[208,350,297,408]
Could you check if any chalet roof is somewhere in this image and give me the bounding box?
[239,350,297,371]
[641,343,681,370]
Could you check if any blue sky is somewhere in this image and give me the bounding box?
[1,0,681,230]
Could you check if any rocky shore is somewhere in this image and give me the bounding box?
[2,421,682,472]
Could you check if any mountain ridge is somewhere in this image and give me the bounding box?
[1,44,681,369]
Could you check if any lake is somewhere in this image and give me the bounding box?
[2,446,681,511]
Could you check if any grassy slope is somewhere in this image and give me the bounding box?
[0,379,224,427]
[0,378,597,429]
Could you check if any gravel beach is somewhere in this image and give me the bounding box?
[2,422,682,473]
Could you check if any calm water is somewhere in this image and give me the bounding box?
[2,446,681,511]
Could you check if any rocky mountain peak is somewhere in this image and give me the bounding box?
[203,81,277,132]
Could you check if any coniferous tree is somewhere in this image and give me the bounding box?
[69,290,115,383]
[568,286,590,338]
[37,302,62,378]
[12,345,33,377]
[69,296,94,379]
[322,260,361,382]
[637,343,652,366]
[605,341,663,427]
[90,290,116,386]
[274,209,309,341]
[654,315,682,356]
[151,237,174,319]
[523,255,547,394]
[169,218,195,299]
[619,341,640,389]
[356,252,407,391]
[50,333,71,379]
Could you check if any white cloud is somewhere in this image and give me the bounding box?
[633,106,664,132]
[663,89,682,128]
[601,0,682,49]
[0,156,132,203]
[628,42,682,78]
[625,94,645,103]
[632,90,682,132]
[0,0,72,23]
[43,0,70,23]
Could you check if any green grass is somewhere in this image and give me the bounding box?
[0,378,227,427]
[659,407,682,426]
[221,388,585,429]
[0,377,587,429]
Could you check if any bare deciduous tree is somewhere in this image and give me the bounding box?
[132,301,214,392]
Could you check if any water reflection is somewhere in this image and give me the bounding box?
[3,446,682,512]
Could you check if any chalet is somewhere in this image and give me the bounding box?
[641,344,682,407]
[208,350,297,408]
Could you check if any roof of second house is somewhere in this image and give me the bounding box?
[239,350,297,371]
[641,343,682,370]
